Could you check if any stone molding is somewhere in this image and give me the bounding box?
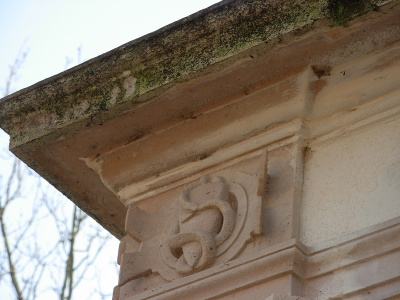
[116,216,400,299]
[87,36,400,206]
[108,83,399,206]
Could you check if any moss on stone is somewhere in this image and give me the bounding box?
[329,0,380,26]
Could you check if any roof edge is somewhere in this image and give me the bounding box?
[0,0,393,148]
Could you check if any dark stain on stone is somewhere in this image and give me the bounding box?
[312,65,332,79]
[126,133,144,144]
[199,153,209,160]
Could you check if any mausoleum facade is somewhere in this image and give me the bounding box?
[1,1,400,299]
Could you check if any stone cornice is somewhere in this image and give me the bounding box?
[0,0,392,148]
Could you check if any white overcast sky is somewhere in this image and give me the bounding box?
[0,0,220,298]
[0,0,220,93]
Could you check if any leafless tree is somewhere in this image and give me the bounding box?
[43,188,110,300]
[0,47,46,300]
[0,47,115,300]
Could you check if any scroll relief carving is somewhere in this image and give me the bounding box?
[160,176,243,275]
[120,159,267,284]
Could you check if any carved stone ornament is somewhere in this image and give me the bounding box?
[160,176,244,275]
[120,152,267,283]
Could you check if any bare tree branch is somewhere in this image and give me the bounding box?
[2,43,28,97]
[0,212,24,300]
[1,44,116,300]
[0,49,29,300]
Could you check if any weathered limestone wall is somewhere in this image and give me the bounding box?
[113,118,400,299]
[301,115,400,247]
[111,5,400,298]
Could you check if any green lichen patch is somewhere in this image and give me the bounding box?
[329,0,380,26]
